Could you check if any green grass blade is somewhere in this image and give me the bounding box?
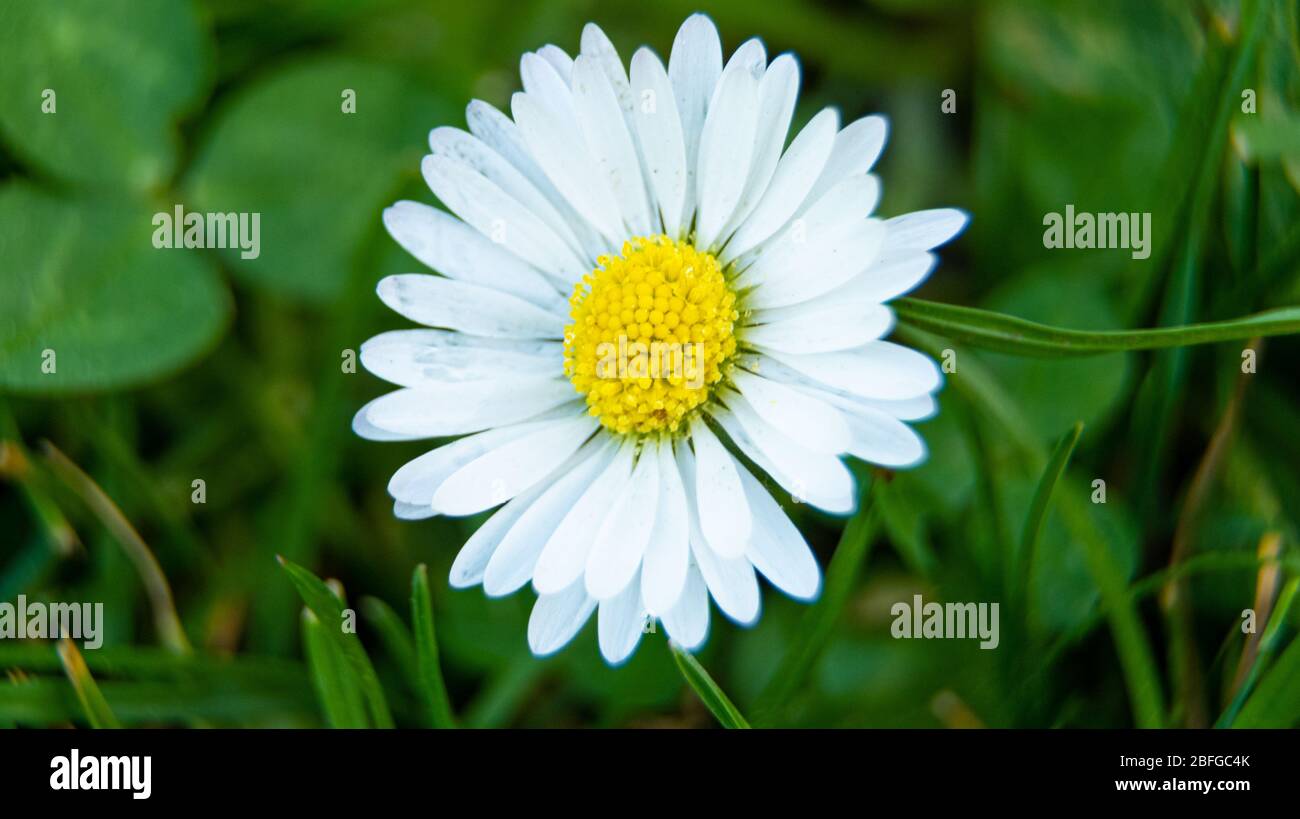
[411,564,456,728]
[1224,577,1300,727]
[278,556,393,728]
[1232,631,1300,728]
[1014,422,1084,600]
[670,645,750,729]
[893,299,1300,357]
[302,608,368,728]
[751,481,880,722]
[56,638,121,729]
[360,596,417,685]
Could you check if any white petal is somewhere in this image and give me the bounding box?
[736,463,821,600]
[512,91,626,247]
[579,23,637,122]
[428,128,588,266]
[532,443,635,594]
[465,100,607,262]
[641,441,691,615]
[833,250,936,304]
[377,274,562,339]
[449,477,554,588]
[694,52,761,250]
[863,393,938,421]
[687,417,751,559]
[804,114,888,208]
[721,107,838,262]
[718,53,799,241]
[352,398,429,441]
[571,55,652,236]
[585,447,660,600]
[483,438,616,596]
[712,403,855,515]
[740,173,882,287]
[382,201,562,309]
[668,13,723,236]
[764,342,942,401]
[421,154,587,283]
[580,24,660,234]
[885,208,969,251]
[730,369,851,453]
[394,500,437,520]
[745,301,894,356]
[630,48,688,236]
[361,333,560,388]
[749,353,939,421]
[676,444,761,624]
[520,51,580,122]
[432,414,598,516]
[362,382,576,437]
[750,220,885,310]
[536,45,574,84]
[841,404,927,468]
[387,421,539,506]
[528,580,597,656]
[598,574,648,665]
[659,563,709,650]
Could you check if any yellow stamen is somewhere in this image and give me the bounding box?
[564,235,738,436]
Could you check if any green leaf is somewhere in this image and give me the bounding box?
[0,184,231,393]
[0,0,210,192]
[1225,578,1300,727]
[1233,632,1300,728]
[1015,422,1084,600]
[56,639,121,729]
[670,646,750,729]
[411,564,456,728]
[360,596,417,684]
[302,608,368,728]
[184,56,454,302]
[278,556,393,728]
[894,297,1300,357]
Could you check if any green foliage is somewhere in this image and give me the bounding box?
[1,0,1298,730]
[0,0,210,193]
[671,645,750,729]
[0,185,230,392]
[184,57,454,302]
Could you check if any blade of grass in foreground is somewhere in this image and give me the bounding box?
[1232,626,1300,728]
[57,638,121,729]
[42,441,190,654]
[671,645,750,729]
[302,607,368,728]
[893,299,1300,357]
[1224,577,1300,727]
[1014,422,1084,602]
[751,481,880,723]
[411,564,456,728]
[279,556,393,728]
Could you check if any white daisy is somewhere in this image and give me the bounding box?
[356,14,967,664]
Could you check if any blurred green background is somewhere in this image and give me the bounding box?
[1,0,1299,728]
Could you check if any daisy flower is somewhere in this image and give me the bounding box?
[355,13,967,664]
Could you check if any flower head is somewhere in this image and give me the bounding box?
[356,14,967,664]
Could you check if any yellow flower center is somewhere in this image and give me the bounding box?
[564,235,738,436]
